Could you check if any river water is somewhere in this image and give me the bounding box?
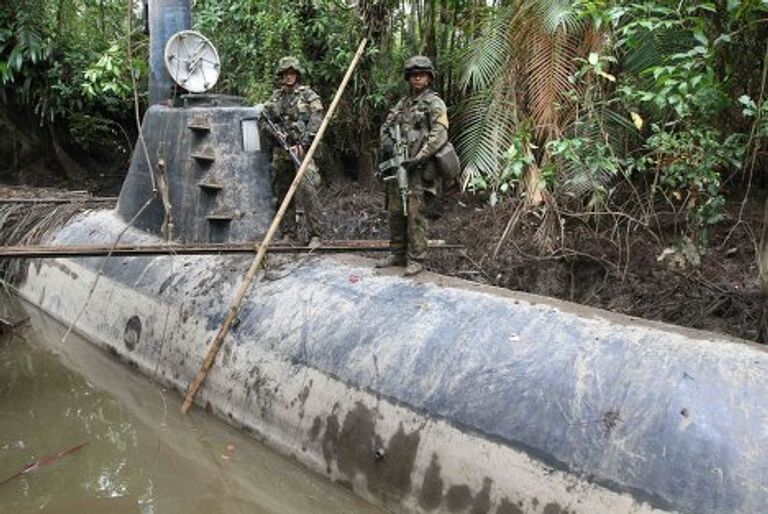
[0,296,384,514]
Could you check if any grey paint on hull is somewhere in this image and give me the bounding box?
[17,210,768,514]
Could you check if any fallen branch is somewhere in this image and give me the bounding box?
[0,442,89,488]
[0,316,28,332]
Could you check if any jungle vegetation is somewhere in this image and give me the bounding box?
[2,0,768,263]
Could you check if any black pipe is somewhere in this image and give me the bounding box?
[147,0,191,106]
[142,1,149,35]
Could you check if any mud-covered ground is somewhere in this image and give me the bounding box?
[323,179,766,343]
[1,180,764,343]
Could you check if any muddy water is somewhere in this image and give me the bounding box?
[0,297,384,514]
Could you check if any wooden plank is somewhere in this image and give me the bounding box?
[0,197,117,204]
[0,240,460,259]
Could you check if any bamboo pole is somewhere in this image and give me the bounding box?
[180,37,370,414]
[0,240,457,259]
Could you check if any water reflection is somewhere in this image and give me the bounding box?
[0,296,383,514]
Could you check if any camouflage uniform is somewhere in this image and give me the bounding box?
[264,57,325,240]
[379,56,448,267]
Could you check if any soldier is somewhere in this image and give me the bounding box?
[377,56,449,276]
[263,56,325,244]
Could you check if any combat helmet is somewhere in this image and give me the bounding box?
[275,56,306,78]
[403,55,435,81]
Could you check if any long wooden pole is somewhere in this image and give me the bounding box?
[0,197,117,204]
[0,240,457,259]
[180,37,369,414]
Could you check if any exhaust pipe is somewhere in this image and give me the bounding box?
[147,0,192,106]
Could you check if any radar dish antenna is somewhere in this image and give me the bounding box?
[164,30,221,93]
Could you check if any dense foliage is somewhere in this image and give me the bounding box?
[192,0,473,179]
[2,0,768,250]
[455,1,768,251]
[0,0,145,181]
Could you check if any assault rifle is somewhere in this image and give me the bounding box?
[377,124,409,217]
[261,114,303,168]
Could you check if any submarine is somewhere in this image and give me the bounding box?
[3,1,768,513]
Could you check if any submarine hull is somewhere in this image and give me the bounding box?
[15,207,768,514]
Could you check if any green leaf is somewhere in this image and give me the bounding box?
[738,94,755,107]
[714,34,732,46]
[693,31,708,47]
[9,47,23,71]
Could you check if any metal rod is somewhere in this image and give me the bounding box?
[0,240,458,259]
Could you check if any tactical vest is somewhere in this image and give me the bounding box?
[266,85,321,145]
[392,89,442,157]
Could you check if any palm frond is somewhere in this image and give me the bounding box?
[524,23,581,137]
[454,88,519,189]
[622,28,692,75]
[455,0,608,199]
[531,0,583,35]
[557,104,639,200]
[558,159,614,200]
[571,103,639,147]
[459,8,514,93]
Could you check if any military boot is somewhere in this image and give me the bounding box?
[404,260,424,276]
[375,254,407,268]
